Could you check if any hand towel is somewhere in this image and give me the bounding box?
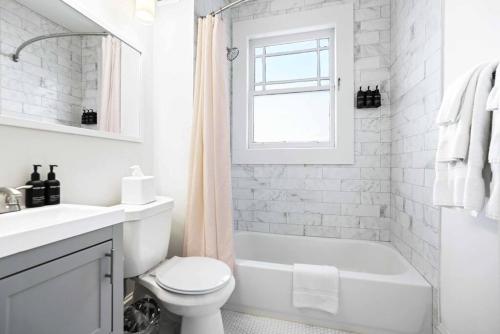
[434,62,497,210]
[433,162,454,206]
[293,263,340,315]
[436,63,487,162]
[486,63,500,111]
[487,111,500,220]
[437,64,483,126]
[464,62,499,214]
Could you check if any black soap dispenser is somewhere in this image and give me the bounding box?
[374,85,381,108]
[365,86,374,108]
[44,165,60,205]
[356,86,366,109]
[81,108,88,125]
[26,165,45,208]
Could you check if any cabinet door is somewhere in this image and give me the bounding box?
[0,241,113,334]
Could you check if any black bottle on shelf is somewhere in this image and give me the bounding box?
[365,86,374,108]
[25,165,45,208]
[81,108,88,124]
[44,165,60,205]
[356,86,366,109]
[89,109,97,125]
[374,85,381,108]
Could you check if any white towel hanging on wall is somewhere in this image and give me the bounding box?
[464,62,499,215]
[434,62,499,217]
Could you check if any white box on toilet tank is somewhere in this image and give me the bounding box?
[121,166,156,205]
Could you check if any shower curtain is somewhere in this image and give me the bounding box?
[183,15,235,269]
[99,36,121,133]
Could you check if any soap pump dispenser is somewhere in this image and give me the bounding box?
[44,165,60,205]
[365,86,374,108]
[373,85,381,108]
[356,86,366,109]
[26,164,45,208]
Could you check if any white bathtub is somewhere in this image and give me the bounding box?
[224,232,432,334]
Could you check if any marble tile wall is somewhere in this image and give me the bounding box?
[0,0,100,126]
[230,0,392,241]
[389,0,442,331]
[81,36,101,114]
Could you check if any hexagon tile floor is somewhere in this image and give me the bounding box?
[222,310,354,334]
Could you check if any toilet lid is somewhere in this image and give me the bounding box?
[155,257,232,295]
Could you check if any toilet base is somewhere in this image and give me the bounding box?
[181,311,224,334]
[135,273,235,334]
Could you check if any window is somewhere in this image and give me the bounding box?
[249,30,334,147]
[232,4,354,164]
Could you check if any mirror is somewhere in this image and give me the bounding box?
[0,0,143,140]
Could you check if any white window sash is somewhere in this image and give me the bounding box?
[252,85,329,96]
[248,29,335,148]
[231,3,354,165]
[250,29,334,89]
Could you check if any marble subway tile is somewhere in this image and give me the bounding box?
[269,223,304,236]
[323,215,360,227]
[304,226,341,238]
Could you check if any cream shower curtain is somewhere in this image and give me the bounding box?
[183,16,234,269]
[99,36,121,133]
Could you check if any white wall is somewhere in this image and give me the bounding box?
[441,1,500,333]
[0,0,155,206]
[443,0,500,87]
[441,208,499,334]
[153,0,195,257]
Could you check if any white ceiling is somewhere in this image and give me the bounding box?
[17,0,104,33]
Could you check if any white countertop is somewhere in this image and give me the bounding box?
[0,204,125,259]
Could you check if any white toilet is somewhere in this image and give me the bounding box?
[120,196,235,334]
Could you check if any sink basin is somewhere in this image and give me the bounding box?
[0,204,124,258]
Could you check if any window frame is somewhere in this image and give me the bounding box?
[232,4,354,165]
[248,29,335,149]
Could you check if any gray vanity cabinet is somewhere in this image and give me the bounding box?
[0,226,123,334]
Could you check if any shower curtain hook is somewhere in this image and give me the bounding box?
[226,47,240,61]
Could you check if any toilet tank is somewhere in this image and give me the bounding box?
[119,196,175,278]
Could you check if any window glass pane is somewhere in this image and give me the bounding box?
[255,57,263,83]
[255,47,263,56]
[253,91,330,143]
[320,50,329,77]
[320,80,330,86]
[266,81,317,90]
[265,40,317,54]
[319,38,329,48]
[266,52,317,82]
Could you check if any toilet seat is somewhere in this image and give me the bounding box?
[155,257,231,295]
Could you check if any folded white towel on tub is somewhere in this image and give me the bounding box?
[292,263,339,315]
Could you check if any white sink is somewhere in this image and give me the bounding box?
[0,204,125,259]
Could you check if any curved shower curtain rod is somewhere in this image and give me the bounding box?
[11,31,141,63]
[209,0,252,17]
[12,32,107,62]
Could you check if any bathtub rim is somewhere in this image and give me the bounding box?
[233,231,431,288]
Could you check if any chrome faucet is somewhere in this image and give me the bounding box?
[0,186,32,214]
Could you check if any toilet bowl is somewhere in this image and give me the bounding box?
[118,197,234,334]
[139,258,235,334]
